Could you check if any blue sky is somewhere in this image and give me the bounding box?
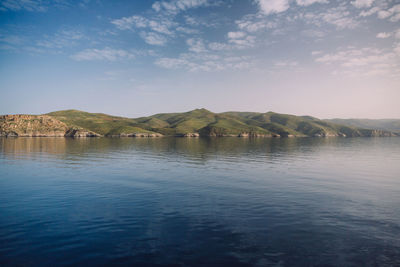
[0,0,399,118]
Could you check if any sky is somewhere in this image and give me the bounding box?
[0,0,399,119]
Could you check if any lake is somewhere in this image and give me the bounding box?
[0,137,400,266]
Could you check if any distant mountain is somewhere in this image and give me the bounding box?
[325,119,400,133]
[1,109,398,137]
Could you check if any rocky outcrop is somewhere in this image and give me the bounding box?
[65,128,101,137]
[183,133,200,137]
[237,132,278,137]
[0,115,101,137]
[108,133,163,137]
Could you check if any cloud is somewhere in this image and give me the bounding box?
[228,35,256,48]
[111,15,174,35]
[314,46,400,77]
[0,0,48,12]
[186,38,207,53]
[361,4,400,22]
[152,0,211,14]
[256,0,289,15]
[236,14,277,32]
[303,5,359,29]
[140,32,167,46]
[295,0,328,6]
[378,4,400,22]
[208,42,231,51]
[71,47,135,61]
[376,32,391,38]
[36,29,84,49]
[227,31,246,39]
[351,0,374,9]
[0,0,71,12]
[155,53,254,72]
[111,15,147,30]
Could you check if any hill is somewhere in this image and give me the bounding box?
[325,119,400,133]
[1,109,398,137]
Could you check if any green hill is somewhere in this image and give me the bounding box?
[47,110,155,136]
[325,119,400,133]
[39,109,399,137]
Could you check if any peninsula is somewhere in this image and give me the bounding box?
[0,109,398,138]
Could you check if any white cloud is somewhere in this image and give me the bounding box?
[208,42,231,51]
[304,5,359,29]
[152,0,210,14]
[0,0,47,12]
[314,46,400,77]
[376,32,391,38]
[111,15,174,35]
[256,0,289,15]
[71,48,135,61]
[296,0,328,6]
[140,32,167,46]
[228,35,256,48]
[311,50,322,56]
[227,31,246,39]
[372,4,400,22]
[111,15,147,30]
[186,38,207,53]
[155,53,254,72]
[36,29,84,49]
[351,0,374,9]
[360,6,380,17]
[236,14,277,32]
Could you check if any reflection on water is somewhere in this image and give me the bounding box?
[1,137,400,266]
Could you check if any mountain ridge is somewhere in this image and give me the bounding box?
[0,109,398,138]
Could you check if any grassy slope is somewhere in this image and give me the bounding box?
[45,109,398,137]
[47,110,154,136]
[326,119,400,133]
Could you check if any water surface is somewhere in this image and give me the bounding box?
[1,137,400,266]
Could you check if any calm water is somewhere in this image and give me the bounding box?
[0,137,400,266]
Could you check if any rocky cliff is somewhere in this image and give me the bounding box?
[0,115,101,137]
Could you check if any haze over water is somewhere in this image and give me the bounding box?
[1,137,400,266]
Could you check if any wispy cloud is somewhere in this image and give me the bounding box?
[256,0,290,15]
[0,0,71,12]
[152,0,211,14]
[351,0,374,9]
[36,29,84,49]
[111,15,175,35]
[155,52,254,72]
[360,2,400,22]
[303,4,359,29]
[140,31,167,46]
[186,38,207,53]
[236,14,277,33]
[376,32,391,38]
[0,0,48,12]
[71,47,135,61]
[314,46,400,77]
[295,0,328,7]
